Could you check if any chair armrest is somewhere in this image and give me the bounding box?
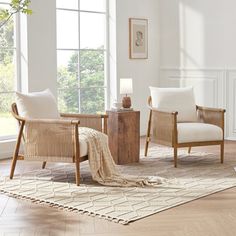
[196,105,225,113]
[60,113,108,119]
[60,113,108,134]
[196,105,225,129]
[25,118,80,125]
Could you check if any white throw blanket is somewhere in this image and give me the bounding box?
[79,127,166,187]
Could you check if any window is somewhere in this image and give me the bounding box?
[0,1,20,140]
[56,0,108,114]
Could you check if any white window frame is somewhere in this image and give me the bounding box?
[56,0,110,113]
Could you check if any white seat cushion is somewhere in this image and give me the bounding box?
[177,123,223,143]
[150,87,197,122]
[79,138,88,157]
[16,89,60,119]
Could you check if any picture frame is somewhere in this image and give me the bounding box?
[129,18,148,59]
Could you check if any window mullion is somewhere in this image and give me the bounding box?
[78,0,81,113]
[105,0,109,110]
[15,12,21,92]
[56,7,106,15]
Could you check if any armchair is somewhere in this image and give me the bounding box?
[145,87,225,167]
[10,90,108,186]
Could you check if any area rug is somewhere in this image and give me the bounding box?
[0,146,236,224]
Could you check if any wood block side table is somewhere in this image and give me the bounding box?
[106,110,140,165]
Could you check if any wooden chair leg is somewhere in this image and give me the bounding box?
[220,142,224,163]
[42,161,47,169]
[73,123,80,186]
[145,110,152,156]
[10,153,18,179]
[188,147,191,154]
[75,159,80,186]
[144,138,149,157]
[174,147,178,168]
[10,121,25,179]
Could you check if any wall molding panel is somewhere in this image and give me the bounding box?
[159,67,235,139]
[227,70,236,140]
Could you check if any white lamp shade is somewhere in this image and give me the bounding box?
[120,78,133,94]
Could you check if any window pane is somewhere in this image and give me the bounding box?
[57,51,79,113]
[57,50,78,76]
[0,48,14,66]
[0,6,14,48]
[0,93,17,137]
[80,0,106,12]
[58,88,79,113]
[80,87,105,114]
[0,3,17,139]
[56,0,78,9]
[0,54,15,92]
[80,50,104,88]
[57,10,79,49]
[80,12,106,49]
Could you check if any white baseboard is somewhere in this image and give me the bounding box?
[225,137,236,141]
[0,153,12,160]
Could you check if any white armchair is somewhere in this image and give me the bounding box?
[10,89,108,186]
[145,87,225,167]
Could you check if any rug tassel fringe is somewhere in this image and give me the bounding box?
[0,189,130,225]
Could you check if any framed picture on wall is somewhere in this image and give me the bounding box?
[129,18,148,59]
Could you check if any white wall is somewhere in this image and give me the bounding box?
[159,0,236,139]
[115,0,160,135]
[159,0,236,68]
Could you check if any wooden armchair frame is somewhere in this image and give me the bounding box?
[10,103,108,186]
[145,97,226,167]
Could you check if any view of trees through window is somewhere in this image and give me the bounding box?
[57,0,107,114]
[0,1,17,138]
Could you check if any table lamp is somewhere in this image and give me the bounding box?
[120,78,133,108]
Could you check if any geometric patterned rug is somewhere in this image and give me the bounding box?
[0,146,236,224]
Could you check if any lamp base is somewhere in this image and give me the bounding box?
[122,96,131,108]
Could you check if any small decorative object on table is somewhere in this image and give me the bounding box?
[111,100,123,111]
[120,78,133,109]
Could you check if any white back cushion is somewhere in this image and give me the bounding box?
[149,87,197,122]
[16,89,60,119]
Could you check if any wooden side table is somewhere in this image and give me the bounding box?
[106,110,140,165]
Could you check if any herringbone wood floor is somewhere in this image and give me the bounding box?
[0,140,236,236]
